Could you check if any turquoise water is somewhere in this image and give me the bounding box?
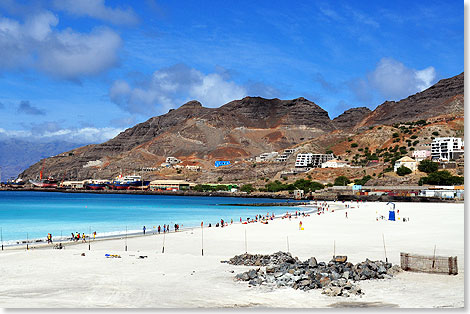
[0,191,295,243]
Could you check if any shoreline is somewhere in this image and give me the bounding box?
[0,187,293,199]
[1,205,322,251]
[0,187,463,203]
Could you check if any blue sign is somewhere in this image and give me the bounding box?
[352,185,362,191]
[215,161,231,167]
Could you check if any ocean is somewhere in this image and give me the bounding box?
[0,191,297,244]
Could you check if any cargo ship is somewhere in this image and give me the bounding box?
[108,175,150,190]
[85,180,110,190]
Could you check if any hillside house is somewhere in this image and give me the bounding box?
[394,156,417,172]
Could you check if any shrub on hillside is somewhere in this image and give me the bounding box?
[334,176,351,186]
[418,160,439,174]
[396,166,412,176]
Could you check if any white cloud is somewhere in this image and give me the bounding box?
[368,58,437,100]
[0,11,121,80]
[53,0,139,25]
[0,126,123,144]
[110,64,248,114]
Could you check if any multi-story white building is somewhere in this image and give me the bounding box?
[295,153,334,168]
[412,150,431,162]
[431,137,464,161]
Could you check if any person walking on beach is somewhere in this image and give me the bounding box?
[82,233,86,243]
[158,225,161,234]
[345,211,348,219]
[299,221,303,230]
[93,231,96,239]
[143,226,146,235]
[71,232,74,241]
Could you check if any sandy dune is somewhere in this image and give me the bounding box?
[0,201,463,308]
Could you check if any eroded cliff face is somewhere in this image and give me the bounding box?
[332,107,372,130]
[18,72,464,182]
[19,96,337,180]
[356,72,464,128]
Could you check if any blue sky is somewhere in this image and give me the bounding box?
[0,0,463,145]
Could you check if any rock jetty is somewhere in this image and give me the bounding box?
[222,251,402,297]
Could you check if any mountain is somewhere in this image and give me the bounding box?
[356,72,464,128]
[17,72,464,182]
[332,107,372,130]
[0,139,81,181]
[18,97,336,180]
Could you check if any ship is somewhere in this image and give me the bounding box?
[85,179,110,190]
[29,177,58,188]
[5,178,26,187]
[108,175,150,190]
[29,160,58,188]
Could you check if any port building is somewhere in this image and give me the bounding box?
[149,180,196,191]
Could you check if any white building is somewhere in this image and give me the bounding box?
[295,153,334,168]
[431,137,464,161]
[185,165,201,171]
[394,156,417,172]
[321,159,350,168]
[412,150,431,162]
[166,157,181,165]
[276,154,288,162]
[255,152,279,162]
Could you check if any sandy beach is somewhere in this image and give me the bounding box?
[0,201,463,308]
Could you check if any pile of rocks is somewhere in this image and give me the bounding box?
[226,252,402,297]
[223,251,296,266]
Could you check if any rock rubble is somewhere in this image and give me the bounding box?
[224,251,402,297]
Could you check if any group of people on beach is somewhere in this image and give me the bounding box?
[71,232,87,242]
[156,224,173,234]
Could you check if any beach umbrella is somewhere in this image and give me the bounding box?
[386,202,396,210]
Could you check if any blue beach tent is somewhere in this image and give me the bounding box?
[386,202,396,221]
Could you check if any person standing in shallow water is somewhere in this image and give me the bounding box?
[143,226,146,235]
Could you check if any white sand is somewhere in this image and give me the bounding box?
[0,201,464,308]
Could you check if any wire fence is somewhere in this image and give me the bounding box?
[400,252,458,275]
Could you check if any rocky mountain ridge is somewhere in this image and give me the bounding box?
[17,72,464,182]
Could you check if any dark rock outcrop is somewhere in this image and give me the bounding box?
[333,107,372,130]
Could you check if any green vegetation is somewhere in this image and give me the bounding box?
[217,177,222,182]
[432,131,439,136]
[410,135,418,139]
[419,171,464,186]
[351,143,358,148]
[240,184,256,193]
[334,176,351,186]
[262,179,324,193]
[396,166,412,176]
[193,184,235,192]
[354,175,372,185]
[392,132,400,138]
[418,160,439,173]
[325,150,333,154]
